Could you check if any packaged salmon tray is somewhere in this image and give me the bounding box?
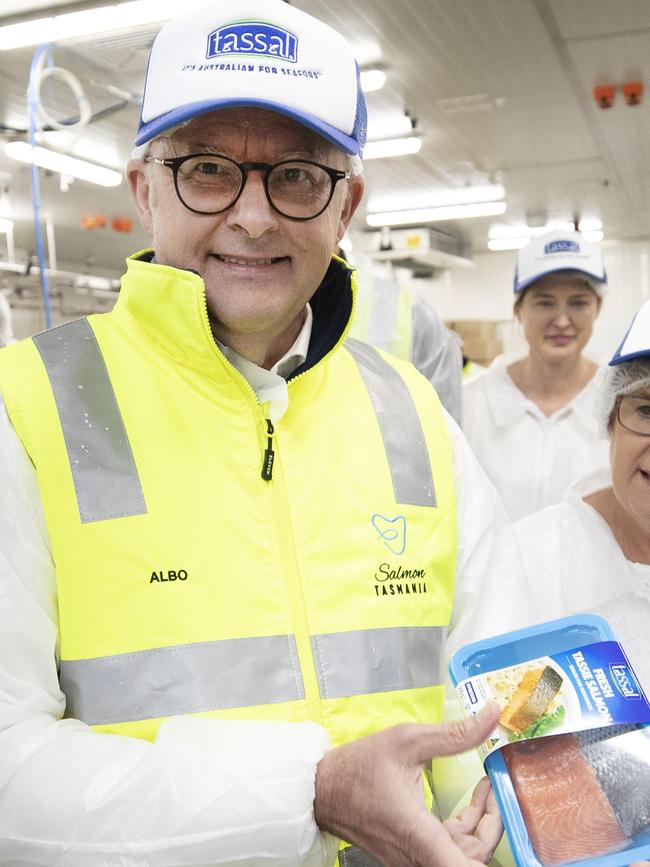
[449,614,650,867]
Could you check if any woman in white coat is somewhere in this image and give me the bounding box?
[515,298,650,692]
[462,230,609,520]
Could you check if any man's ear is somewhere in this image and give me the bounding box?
[126,159,154,234]
[336,173,364,244]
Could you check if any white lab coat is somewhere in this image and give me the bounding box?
[514,467,650,693]
[462,356,609,521]
[0,395,526,866]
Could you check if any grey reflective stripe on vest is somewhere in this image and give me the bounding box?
[33,319,146,523]
[61,634,305,726]
[345,338,436,507]
[311,625,445,699]
[339,846,384,867]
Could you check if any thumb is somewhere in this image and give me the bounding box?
[410,700,501,765]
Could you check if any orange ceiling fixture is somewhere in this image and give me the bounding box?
[80,214,107,229]
[622,81,643,106]
[593,80,644,109]
[111,217,134,233]
[593,84,615,109]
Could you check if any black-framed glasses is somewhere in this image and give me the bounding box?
[143,152,351,221]
[617,395,650,436]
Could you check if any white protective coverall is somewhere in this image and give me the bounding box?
[0,366,524,864]
[462,356,609,521]
[514,467,650,693]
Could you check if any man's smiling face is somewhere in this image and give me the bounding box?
[128,107,363,353]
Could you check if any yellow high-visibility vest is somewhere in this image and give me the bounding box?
[0,253,458,864]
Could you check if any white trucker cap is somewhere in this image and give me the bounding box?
[135,0,367,155]
[609,299,650,365]
[513,230,607,295]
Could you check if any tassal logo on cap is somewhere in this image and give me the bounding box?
[207,21,298,63]
[544,239,580,255]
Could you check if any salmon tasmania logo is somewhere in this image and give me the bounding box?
[371,514,428,597]
[372,514,406,555]
[207,22,298,63]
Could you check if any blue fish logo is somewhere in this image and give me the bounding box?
[544,240,580,255]
[207,22,298,63]
[372,514,406,556]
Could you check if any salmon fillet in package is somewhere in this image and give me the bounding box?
[449,614,650,867]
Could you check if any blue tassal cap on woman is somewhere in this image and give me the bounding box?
[461,229,610,520]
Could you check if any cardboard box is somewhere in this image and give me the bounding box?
[449,319,499,341]
[461,337,502,363]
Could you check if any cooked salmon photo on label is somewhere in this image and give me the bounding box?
[502,725,650,865]
[499,665,564,735]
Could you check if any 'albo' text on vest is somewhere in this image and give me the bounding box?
[150,569,188,583]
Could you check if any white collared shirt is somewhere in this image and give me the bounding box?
[462,355,609,521]
[218,304,313,424]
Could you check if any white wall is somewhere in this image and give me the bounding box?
[410,238,650,364]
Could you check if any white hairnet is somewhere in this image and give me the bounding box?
[594,358,650,437]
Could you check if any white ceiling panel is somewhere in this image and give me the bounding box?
[549,0,650,40]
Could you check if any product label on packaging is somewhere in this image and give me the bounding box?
[457,640,650,758]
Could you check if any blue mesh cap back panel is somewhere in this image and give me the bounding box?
[352,63,368,153]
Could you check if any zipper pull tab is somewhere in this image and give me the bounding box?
[261,418,275,481]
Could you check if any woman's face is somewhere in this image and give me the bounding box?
[610,386,650,531]
[516,274,601,362]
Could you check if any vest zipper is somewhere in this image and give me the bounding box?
[261,418,275,480]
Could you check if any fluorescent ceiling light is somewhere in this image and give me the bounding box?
[367,114,413,141]
[5,142,122,187]
[367,200,507,227]
[359,69,386,93]
[368,184,505,213]
[363,137,422,160]
[488,221,574,240]
[0,0,178,50]
[487,237,529,251]
[487,219,604,250]
[578,218,603,233]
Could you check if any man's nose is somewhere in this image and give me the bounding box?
[225,171,279,238]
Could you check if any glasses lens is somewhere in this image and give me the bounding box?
[619,396,650,435]
[175,155,242,213]
[268,162,333,218]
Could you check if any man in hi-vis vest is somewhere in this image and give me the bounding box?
[0,2,528,865]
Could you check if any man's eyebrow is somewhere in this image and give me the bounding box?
[171,141,332,162]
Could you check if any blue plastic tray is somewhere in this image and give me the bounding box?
[449,614,650,867]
